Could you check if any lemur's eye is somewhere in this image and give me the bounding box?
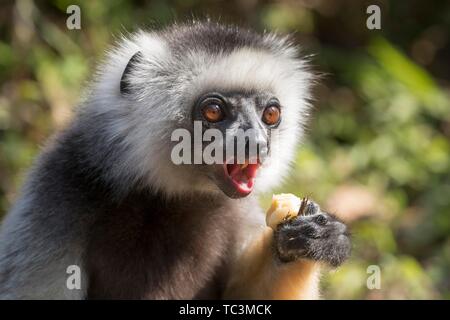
[262,105,281,125]
[202,103,224,123]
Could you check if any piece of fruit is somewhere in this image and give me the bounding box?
[266,193,302,229]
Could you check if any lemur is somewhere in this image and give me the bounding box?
[0,21,350,299]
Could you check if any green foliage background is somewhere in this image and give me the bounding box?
[0,0,449,299]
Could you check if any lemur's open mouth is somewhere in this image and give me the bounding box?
[224,160,260,195]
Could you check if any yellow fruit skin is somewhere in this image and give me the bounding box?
[266,193,301,229]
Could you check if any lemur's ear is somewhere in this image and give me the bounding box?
[120,51,143,95]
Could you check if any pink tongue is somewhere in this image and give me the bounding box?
[246,164,259,179]
[228,164,259,188]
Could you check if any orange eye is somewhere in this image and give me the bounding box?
[202,104,224,123]
[262,105,281,125]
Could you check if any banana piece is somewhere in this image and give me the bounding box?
[265,193,303,229]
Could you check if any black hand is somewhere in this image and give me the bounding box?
[273,200,351,267]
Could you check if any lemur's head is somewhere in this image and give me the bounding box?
[84,22,313,199]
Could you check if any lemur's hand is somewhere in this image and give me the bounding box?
[273,200,351,267]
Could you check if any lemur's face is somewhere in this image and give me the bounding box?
[102,24,313,197]
[191,91,281,198]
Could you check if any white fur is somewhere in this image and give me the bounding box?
[81,29,313,198]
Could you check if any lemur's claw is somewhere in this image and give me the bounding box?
[274,200,351,267]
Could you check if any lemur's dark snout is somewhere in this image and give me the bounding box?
[243,134,269,161]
